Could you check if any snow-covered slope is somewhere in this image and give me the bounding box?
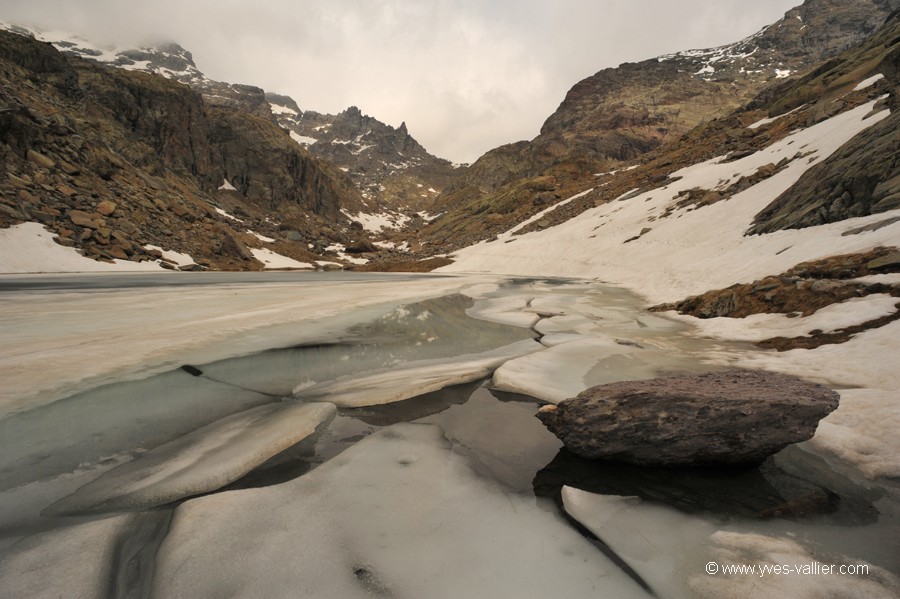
[441,99,897,303]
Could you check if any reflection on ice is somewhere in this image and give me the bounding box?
[562,487,900,599]
[296,339,543,407]
[152,424,651,599]
[0,515,131,599]
[419,387,562,491]
[45,402,336,515]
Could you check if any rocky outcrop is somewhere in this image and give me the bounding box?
[537,370,840,466]
[749,15,900,234]
[652,247,900,318]
[651,248,900,351]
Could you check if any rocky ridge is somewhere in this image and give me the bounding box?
[267,98,463,216]
[0,29,376,270]
[0,22,459,221]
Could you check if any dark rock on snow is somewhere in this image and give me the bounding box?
[537,370,839,466]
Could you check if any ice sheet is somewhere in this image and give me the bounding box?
[562,487,715,598]
[493,335,719,404]
[418,387,562,491]
[152,424,651,598]
[0,515,130,599]
[492,337,640,402]
[562,487,900,599]
[296,339,544,407]
[45,401,336,515]
[0,275,483,414]
[466,294,538,327]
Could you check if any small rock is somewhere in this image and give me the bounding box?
[57,184,77,198]
[220,231,255,261]
[537,370,839,466]
[69,209,102,229]
[867,252,900,271]
[27,149,56,170]
[18,190,37,204]
[105,246,128,260]
[345,239,377,254]
[8,173,31,188]
[59,161,81,176]
[96,200,117,216]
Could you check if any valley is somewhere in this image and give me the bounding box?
[1,1,899,597]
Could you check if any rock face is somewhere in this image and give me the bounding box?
[537,370,840,466]
[749,16,900,234]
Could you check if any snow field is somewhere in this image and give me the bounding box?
[441,99,897,305]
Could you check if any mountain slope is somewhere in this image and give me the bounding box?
[0,30,370,270]
[418,0,899,251]
[437,10,900,298]
[0,22,460,222]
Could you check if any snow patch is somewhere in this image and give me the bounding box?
[144,244,195,267]
[853,73,884,91]
[289,131,317,146]
[247,230,275,243]
[0,223,161,273]
[214,207,244,223]
[249,248,314,270]
[747,104,805,129]
[268,102,298,116]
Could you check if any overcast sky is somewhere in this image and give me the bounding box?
[2,0,802,163]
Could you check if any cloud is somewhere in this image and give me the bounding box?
[1,0,801,162]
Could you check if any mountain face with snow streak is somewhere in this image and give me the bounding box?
[266,100,463,214]
[0,29,378,271]
[0,22,460,218]
[422,0,899,251]
[0,23,276,120]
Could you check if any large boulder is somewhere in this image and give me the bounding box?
[536,370,839,466]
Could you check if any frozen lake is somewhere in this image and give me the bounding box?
[1,272,897,598]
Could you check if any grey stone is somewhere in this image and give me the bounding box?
[537,369,839,466]
[867,252,900,271]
